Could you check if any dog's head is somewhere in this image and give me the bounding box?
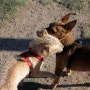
[37,13,77,46]
[29,30,64,57]
[46,13,77,40]
[48,20,77,39]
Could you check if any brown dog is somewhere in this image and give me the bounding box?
[37,13,77,77]
[37,13,90,90]
[52,41,90,90]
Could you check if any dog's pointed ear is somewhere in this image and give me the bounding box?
[63,20,77,31]
[61,13,71,23]
[41,45,50,56]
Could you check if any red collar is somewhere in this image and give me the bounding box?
[19,48,43,67]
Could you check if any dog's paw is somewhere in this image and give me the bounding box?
[66,69,72,76]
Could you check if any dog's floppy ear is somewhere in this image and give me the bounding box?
[63,20,77,31]
[41,45,50,56]
[61,13,71,23]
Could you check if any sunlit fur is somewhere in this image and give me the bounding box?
[0,31,63,90]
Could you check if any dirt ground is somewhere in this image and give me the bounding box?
[0,0,90,90]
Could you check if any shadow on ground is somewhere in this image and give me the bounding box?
[80,38,90,46]
[0,38,90,52]
[0,38,32,51]
[18,82,51,90]
[18,82,90,90]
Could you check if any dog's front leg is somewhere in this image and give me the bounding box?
[32,70,56,78]
[32,62,56,78]
[51,66,64,90]
[51,76,60,90]
[36,71,56,78]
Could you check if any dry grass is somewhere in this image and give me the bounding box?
[39,0,53,5]
[59,0,88,11]
[39,0,88,11]
[0,0,27,26]
[81,23,90,38]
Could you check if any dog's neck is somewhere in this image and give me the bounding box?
[61,40,82,54]
[61,32,75,46]
[19,48,44,68]
[29,57,43,68]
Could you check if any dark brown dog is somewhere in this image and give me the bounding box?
[52,42,90,90]
[37,13,90,90]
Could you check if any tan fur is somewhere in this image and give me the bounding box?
[0,31,64,90]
